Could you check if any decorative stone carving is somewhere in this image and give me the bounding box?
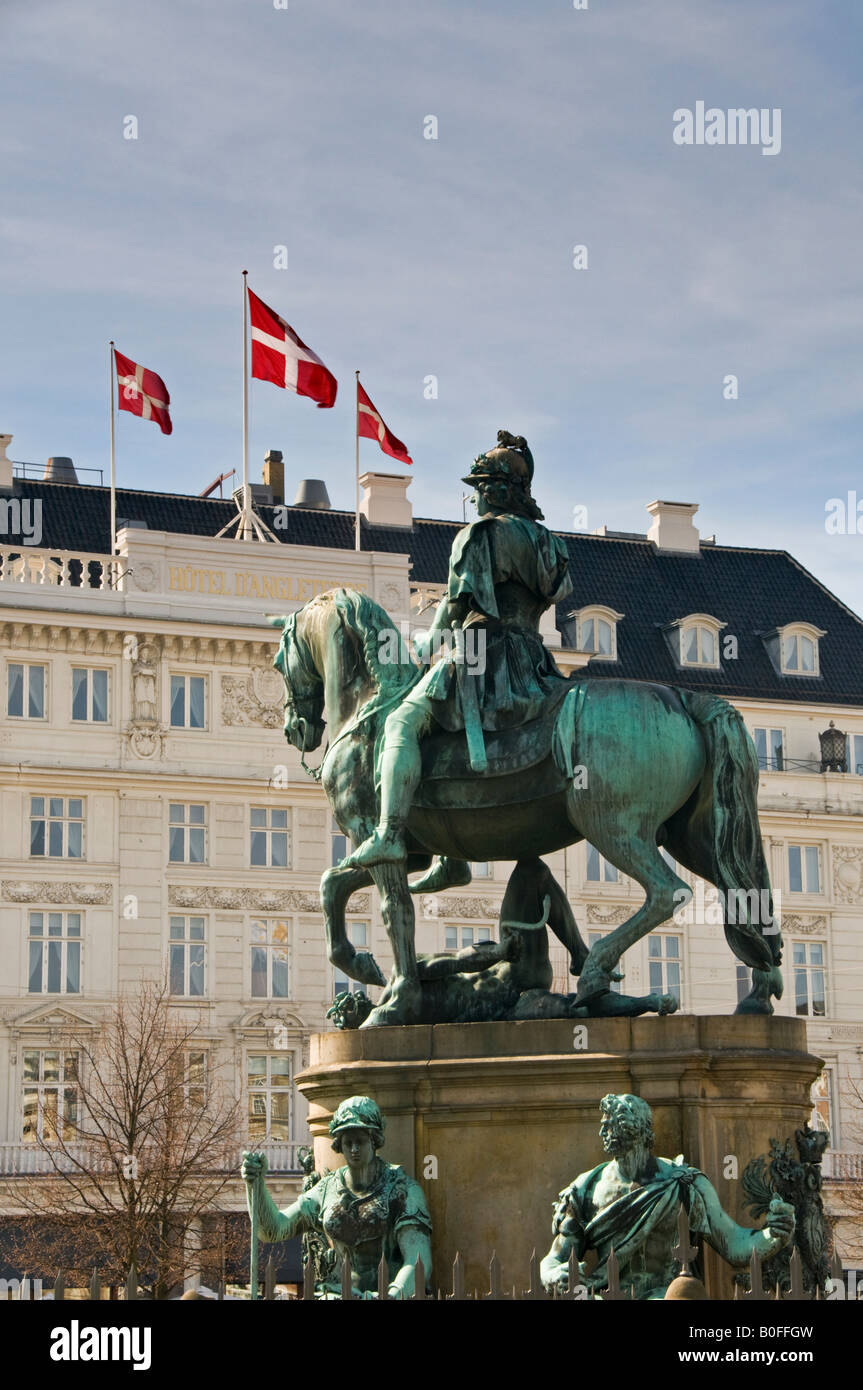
[780,913,827,936]
[378,582,403,613]
[127,727,164,760]
[130,638,160,723]
[168,886,370,913]
[221,670,284,729]
[421,894,499,920]
[833,846,863,904]
[129,561,160,593]
[586,903,630,926]
[2,880,112,905]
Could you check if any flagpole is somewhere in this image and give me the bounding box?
[108,341,117,582]
[242,270,250,540]
[355,370,360,551]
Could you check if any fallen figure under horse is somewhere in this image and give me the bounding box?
[270,587,782,1028]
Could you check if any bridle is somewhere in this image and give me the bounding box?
[278,612,327,781]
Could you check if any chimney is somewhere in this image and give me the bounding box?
[293,479,332,510]
[358,471,413,529]
[646,500,700,554]
[263,449,284,505]
[0,434,12,491]
[43,456,80,485]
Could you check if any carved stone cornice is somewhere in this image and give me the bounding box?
[0,622,124,655]
[167,885,369,914]
[2,880,112,905]
[833,846,863,905]
[421,895,500,920]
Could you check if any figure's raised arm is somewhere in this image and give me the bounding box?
[694,1175,795,1265]
[241,1151,316,1244]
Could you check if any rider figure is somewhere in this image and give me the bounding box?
[346,431,573,869]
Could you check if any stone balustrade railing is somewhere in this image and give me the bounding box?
[0,1140,302,1176]
[0,545,125,592]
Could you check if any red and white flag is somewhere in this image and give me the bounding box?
[357,381,412,465]
[114,348,172,435]
[248,287,337,408]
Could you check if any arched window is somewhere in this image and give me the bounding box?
[569,606,624,661]
[673,614,726,669]
[765,623,825,678]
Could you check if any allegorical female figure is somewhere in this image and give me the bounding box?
[241,1095,432,1299]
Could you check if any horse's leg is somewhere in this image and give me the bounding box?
[574,833,691,1005]
[320,864,387,988]
[361,862,423,1027]
[536,861,591,976]
[409,857,472,894]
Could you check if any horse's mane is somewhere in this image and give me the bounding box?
[329,587,420,701]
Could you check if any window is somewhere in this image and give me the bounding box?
[788,844,820,894]
[586,844,618,882]
[72,668,108,723]
[470,862,491,878]
[782,633,816,674]
[849,734,863,777]
[22,1050,79,1142]
[170,674,206,729]
[569,606,623,661]
[184,1052,206,1108]
[331,816,347,866]
[444,924,492,951]
[648,935,682,1004]
[28,912,81,994]
[335,921,371,994]
[247,1054,292,1141]
[736,963,751,1004]
[169,916,206,997]
[30,797,84,859]
[250,918,290,999]
[754,727,784,772]
[810,1070,833,1144]
[8,663,46,719]
[250,807,290,868]
[681,624,717,667]
[169,804,206,864]
[793,941,826,1017]
[588,930,621,994]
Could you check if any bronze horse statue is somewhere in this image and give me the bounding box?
[270,587,782,1027]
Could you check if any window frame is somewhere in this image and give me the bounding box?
[334,920,371,996]
[767,622,826,679]
[250,917,291,1000]
[586,843,619,884]
[647,932,683,1006]
[753,726,785,772]
[787,843,821,895]
[27,910,82,995]
[71,666,110,724]
[568,605,624,662]
[168,915,207,997]
[21,1048,80,1144]
[675,614,726,670]
[169,672,208,730]
[250,806,291,870]
[7,661,47,721]
[29,796,85,860]
[792,938,827,1018]
[246,1052,293,1143]
[168,802,208,865]
[443,923,492,952]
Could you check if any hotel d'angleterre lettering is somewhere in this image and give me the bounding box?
[168,565,367,602]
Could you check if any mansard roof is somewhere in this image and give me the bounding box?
[12,478,863,707]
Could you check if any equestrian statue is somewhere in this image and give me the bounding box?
[269,431,782,1027]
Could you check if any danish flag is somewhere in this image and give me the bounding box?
[113,348,172,435]
[247,287,337,408]
[357,381,412,465]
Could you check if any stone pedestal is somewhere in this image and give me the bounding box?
[296,1015,821,1299]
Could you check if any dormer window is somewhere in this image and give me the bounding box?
[671,614,726,669]
[569,606,624,661]
[764,623,825,678]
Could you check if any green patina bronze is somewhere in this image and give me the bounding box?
[241,1096,431,1299]
[270,430,783,1027]
[540,1094,796,1300]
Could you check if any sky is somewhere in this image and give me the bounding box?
[2,0,863,613]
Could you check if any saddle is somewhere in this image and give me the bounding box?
[414,677,577,810]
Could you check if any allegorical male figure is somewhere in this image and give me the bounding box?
[540,1094,795,1299]
[345,430,572,869]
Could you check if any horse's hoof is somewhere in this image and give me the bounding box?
[360,981,423,1028]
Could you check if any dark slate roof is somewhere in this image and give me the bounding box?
[11,478,863,707]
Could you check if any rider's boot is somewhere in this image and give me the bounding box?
[345,706,426,868]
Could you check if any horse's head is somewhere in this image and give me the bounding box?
[268,609,327,753]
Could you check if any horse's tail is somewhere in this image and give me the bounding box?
[674,689,781,977]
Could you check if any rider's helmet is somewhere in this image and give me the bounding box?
[328,1095,386,1152]
[462,430,543,520]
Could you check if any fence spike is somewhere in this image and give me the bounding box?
[89,1268,100,1302]
[377,1252,390,1301]
[53,1270,66,1302]
[264,1255,276,1301]
[303,1257,315,1301]
[829,1247,844,1282]
[447,1251,465,1301]
[600,1246,630,1301]
[17,1274,29,1302]
[782,1247,810,1302]
[413,1255,427,1300]
[125,1264,138,1301]
[340,1256,353,1301]
[484,1249,506,1301]
[672,1202,698,1275]
[741,1247,769,1301]
[522,1248,545,1300]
